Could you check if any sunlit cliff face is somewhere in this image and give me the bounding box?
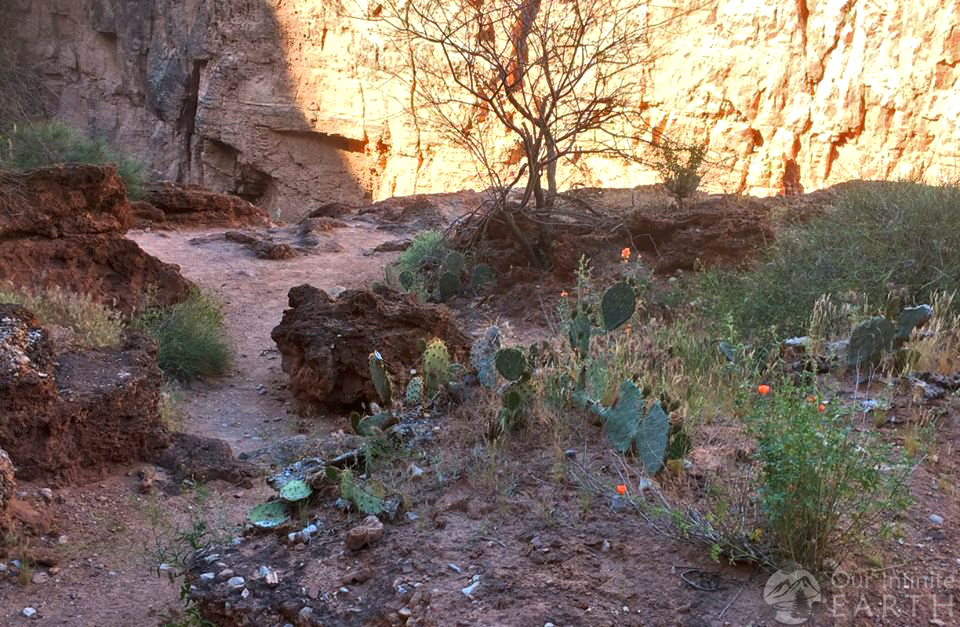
[253,0,960,202]
[2,0,958,216]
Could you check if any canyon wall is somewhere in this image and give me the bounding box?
[2,0,958,219]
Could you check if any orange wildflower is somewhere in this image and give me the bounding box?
[757,384,771,396]
[560,290,569,298]
[616,484,627,495]
[620,247,631,262]
[818,403,826,413]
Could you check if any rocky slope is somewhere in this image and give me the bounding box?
[3,0,957,217]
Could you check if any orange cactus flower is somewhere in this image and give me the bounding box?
[616,484,627,495]
[818,403,826,413]
[620,247,631,262]
[757,384,771,396]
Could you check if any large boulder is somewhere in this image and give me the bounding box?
[0,165,192,314]
[0,304,168,483]
[139,182,270,228]
[271,285,469,408]
[0,164,132,238]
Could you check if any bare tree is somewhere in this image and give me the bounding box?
[372,0,692,267]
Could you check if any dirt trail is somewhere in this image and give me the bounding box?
[131,223,403,452]
[0,223,402,627]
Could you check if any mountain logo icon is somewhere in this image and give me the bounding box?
[763,567,822,624]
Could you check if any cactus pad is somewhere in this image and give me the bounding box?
[368,351,393,407]
[471,263,493,289]
[248,501,290,528]
[280,479,312,502]
[635,401,669,475]
[897,305,933,342]
[443,251,466,275]
[470,326,501,388]
[339,469,383,515]
[495,347,528,382]
[405,376,423,405]
[422,338,451,395]
[601,282,636,331]
[438,271,461,301]
[847,316,897,368]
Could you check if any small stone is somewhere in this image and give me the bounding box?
[346,515,384,551]
[23,608,37,618]
[448,563,462,573]
[930,620,946,626]
[545,623,557,627]
[200,572,215,582]
[601,540,611,552]
[241,588,250,599]
[38,488,54,503]
[930,514,944,526]
[31,572,49,584]
[256,384,267,395]
[461,578,480,599]
[217,569,235,580]
[227,576,245,589]
[398,607,413,618]
[407,463,425,479]
[563,449,577,459]
[404,511,419,522]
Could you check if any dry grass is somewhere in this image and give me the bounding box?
[0,284,123,348]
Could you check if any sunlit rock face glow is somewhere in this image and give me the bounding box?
[3,0,957,217]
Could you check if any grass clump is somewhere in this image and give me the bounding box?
[134,291,232,380]
[698,181,960,339]
[0,285,122,348]
[748,382,912,571]
[384,229,450,300]
[0,121,147,199]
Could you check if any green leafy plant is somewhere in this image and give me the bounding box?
[749,383,912,570]
[652,139,707,202]
[1,121,147,198]
[133,290,232,380]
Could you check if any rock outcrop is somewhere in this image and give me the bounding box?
[0,165,192,314]
[271,284,469,408]
[0,448,14,532]
[3,1,956,218]
[138,182,271,229]
[0,304,168,483]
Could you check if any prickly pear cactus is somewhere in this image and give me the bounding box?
[353,411,396,436]
[280,479,312,502]
[471,263,493,289]
[897,305,933,342]
[438,271,461,301]
[568,312,592,356]
[399,270,415,291]
[502,380,535,411]
[248,501,290,528]
[596,381,669,474]
[405,376,423,405]
[339,468,383,515]
[470,326,501,388]
[601,282,636,331]
[847,316,897,368]
[443,251,466,275]
[495,347,528,382]
[635,401,669,475]
[368,351,392,407]
[422,338,451,396]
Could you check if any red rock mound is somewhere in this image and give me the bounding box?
[271,285,469,408]
[138,182,270,228]
[0,304,169,483]
[625,195,774,272]
[0,448,14,532]
[0,165,192,314]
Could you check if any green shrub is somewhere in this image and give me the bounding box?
[0,285,122,348]
[0,121,147,199]
[697,181,960,339]
[134,291,232,380]
[748,383,911,570]
[385,230,449,300]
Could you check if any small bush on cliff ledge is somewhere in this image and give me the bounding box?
[0,121,147,199]
[134,291,232,381]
